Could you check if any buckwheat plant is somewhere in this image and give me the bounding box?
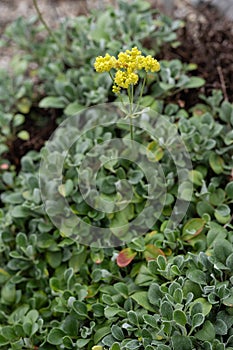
[94,47,160,139]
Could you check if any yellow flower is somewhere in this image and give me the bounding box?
[114,71,138,89]
[126,47,141,57]
[112,85,121,94]
[94,53,117,72]
[94,47,160,94]
[116,47,143,71]
[142,55,160,72]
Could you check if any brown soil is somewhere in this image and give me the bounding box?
[160,1,233,104]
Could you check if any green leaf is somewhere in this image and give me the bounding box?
[0,335,8,346]
[148,283,163,306]
[39,96,66,109]
[25,309,39,323]
[0,326,17,341]
[173,288,183,304]
[161,301,173,320]
[215,319,228,335]
[104,306,123,318]
[8,305,29,324]
[215,204,231,217]
[72,300,87,318]
[92,303,104,318]
[94,326,111,344]
[159,82,173,91]
[98,176,117,195]
[187,269,206,285]
[226,253,233,270]
[128,170,144,184]
[48,328,65,345]
[17,130,30,141]
[143,314,158,328]
[214,204,231,224]
[191,298,212,316]
[64,101,84,116]
[114,282,128,298]
[17,97,32,114]
[127,311,139,325]
[157,255,167,270]
[11,205,30,218]
[131,291,156,312]
[123,339,141,349]
[76,339,90,348]
[46,251,62,269]
[183,76,205,88]
[63,336,73,349]
[1,282,16,304]
[213,239,233,264]
[111,325,124,341]
[58,179,74,197]
[171,335,192,350]
[192,313,205,328]
[0,268,10,284]
[209,152,224,174]
[189,170,203,186]
[155,345,170,350]
[23,320,39,337]
[182,218,205,241]
[147,141,164,162]
[173,309,187,326]
[225,181,233,199]
[222,290,233,307]
[2,192,23,204]
[69,251,88,273]
[178,181,193,201]
[224,130,233,145]
[90,12,111,41]
[13,113,25,127]
[110,343,121,350]
[195,321,215,341]
[207,223,227,248]
[219,101,233,123]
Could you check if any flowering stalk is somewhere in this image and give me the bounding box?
[94,47,160,140]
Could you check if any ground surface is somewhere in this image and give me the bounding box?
[0,0,233,165]
[161,1,233,103]
[1,0,232,97]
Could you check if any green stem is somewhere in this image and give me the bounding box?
[130,115,133,140]
[109,71,114,82]
[138,74,147,106]
[128,84,134,141]
[32,0,62,49]
[133,74,147,116]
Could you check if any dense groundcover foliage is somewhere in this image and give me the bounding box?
[0,1,233,349]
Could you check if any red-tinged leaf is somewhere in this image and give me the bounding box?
[116,248,137,267]
[144,244,165,261]
[90,250,104,264]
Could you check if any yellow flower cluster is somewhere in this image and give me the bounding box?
[94,47,160,93]
[94,53,117,73]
